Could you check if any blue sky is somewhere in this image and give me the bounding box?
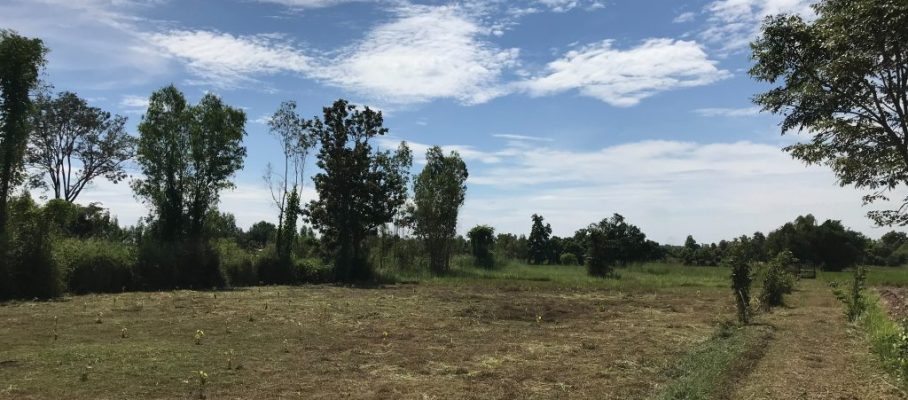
[2,0,899,244]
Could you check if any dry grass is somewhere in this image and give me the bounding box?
[1,280,730,399]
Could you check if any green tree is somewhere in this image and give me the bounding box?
[246,221,277,249]
[528,213,551,264]
[27,91,135,202]
[467,225,495,269]
[132,85,246,241]
[750,0,908,225]
[727,245,753,324]
[412,146,468,274]
[306,100,412,282]
[0,31,45,241]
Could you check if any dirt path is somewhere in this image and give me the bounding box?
[730,280,905,400]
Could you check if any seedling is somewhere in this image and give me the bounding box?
[80,365,92,382]
[194,370,208,399]
[225,319,231,334]
[225,349,236,370]
[121,328,129,339]
[95,312,103,324]
[194,330,205,345]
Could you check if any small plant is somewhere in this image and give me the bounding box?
[282,338,290,353]
[95,312,103,324]
[225,319,231,334]
[727,247,752,324]
[194,370,208,399]
[225,349,236,370]
[121,327,129,339]
[194,329,205,345]
[80,365,92,382]
[53,315,58,342]
[759,251,797,311]
[892,320,908,382]
[831,266,867,322]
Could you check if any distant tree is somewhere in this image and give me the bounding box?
[246,221,277,249]
[585,227,612,277]
[27,91,135,202]
[766,214,866,271]
[528,214,551,264]
[306,100,412,282]
[750,0,908,226]
[467,225,495,269]
[727,245,753,324]
[265,101,316,259]
[0,31,46,241]
[412,146,468,274]
[547,235,564,264]
[205,210,242,241]
[132,85,246,242]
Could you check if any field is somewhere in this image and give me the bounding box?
[1,263,906,399]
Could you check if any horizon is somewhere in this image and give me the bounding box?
[2,0,903,245]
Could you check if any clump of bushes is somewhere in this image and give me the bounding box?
[467,225,495,269]
[759,251,796,310]
[831,266,868,322]
[3,195,61,299]
[559,253,578,266]
[135,239,224,290]
[56,238,135,294]
[215,239,257,287]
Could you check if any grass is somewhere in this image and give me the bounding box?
[820,266,908,287]
[654,323,773,400]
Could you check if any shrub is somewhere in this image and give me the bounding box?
[759,251,796,310]
[135,239,224,290]
[559,253,578,266]
[831,266,867,322]
[214,239,257,287]
[727,247,752,324]
[256,244,292,285]
[586,230,613,277]
[467,225,495,269]
[56,238,134,294]
[5,195,61,299]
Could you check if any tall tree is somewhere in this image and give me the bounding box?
[412,146,469,274]
[132,85,246,241]
[527,213,551,264]
[265,100,316,257]
[27,91,136,202]
[467,225,495,269]
[750,0,908,225]
[0,31,45,239]
[306,100,412,282]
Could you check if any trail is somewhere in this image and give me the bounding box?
[730,280,905,400]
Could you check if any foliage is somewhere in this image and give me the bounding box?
[527,214,551,264]
[750,0,908,226]
[213,238,257,287]
[56,238,134,294]
[132,85,246,242]
[246,221,276,249]
[467,225,495,269]
[43,199,123,240]
[306,99,412,282]
[277,186,302,261]
[27,91,135,202]
[759,250,797,310]
[727,246,752,324]
[134,239,224,290]
[412,146,468,274]
[559,252,578,265]
[831,266,868,322]
[4,194,60,299]
[765,214,866,271]
[585,227,613,277]
[0,31,46,290]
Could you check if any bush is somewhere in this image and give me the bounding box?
[214,239,257,287]
[727,247,752,324]
[256,244,292,285]
[559,253,578,266]
[135,239,224,290]
[57,238,134,294]
[759,251,796,310]
[831,266,867,322]
[4,195,61,299]
[586,230,613,277]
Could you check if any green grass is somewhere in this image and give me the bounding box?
[380,259,731,291]
[820,266,908,287]
[653,323,773,400]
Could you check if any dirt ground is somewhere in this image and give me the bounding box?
[0,284,729,400]
[878,287,908,321]
[730,280,905,400]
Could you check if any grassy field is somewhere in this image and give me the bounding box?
[1,262,905,399]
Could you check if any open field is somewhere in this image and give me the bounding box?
[1,263,907,399]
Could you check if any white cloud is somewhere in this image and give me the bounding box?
[673,11,697,23]
[701,0,816,52]
[694,106,762,117]
[534,0,604,12]
[256,0,374,8]
[119,95,149,114]
[492,134,553,142]
[146,30,313,88]
[520,39,730,106]
[315,4,520,105]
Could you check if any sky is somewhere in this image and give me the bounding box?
[1,0,902,244]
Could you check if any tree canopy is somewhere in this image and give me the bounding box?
[412,146,468,274]
[750,0,908,225]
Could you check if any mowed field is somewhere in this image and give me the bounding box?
[0,263,905,399]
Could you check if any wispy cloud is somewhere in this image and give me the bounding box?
[519,38,730,106]
[673,11,696,23]
[700,0,816,52]
[694,106,762,117]
[492,134,553,142]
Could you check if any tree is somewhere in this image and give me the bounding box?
[246,221,277,249]
[27,91,135,202]
[265,101,316,259]
[306,100,412,282]
[132,85,246,242]
[727,245,753,324]
[528,214,551,264]
[467,225,495,269]
[412,146,468,274]
[0,31,45,240]
[750,0,908,226]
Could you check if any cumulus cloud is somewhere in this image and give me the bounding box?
[701,0,816,52]
[315,5,520,105]
[519,39,730,106]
